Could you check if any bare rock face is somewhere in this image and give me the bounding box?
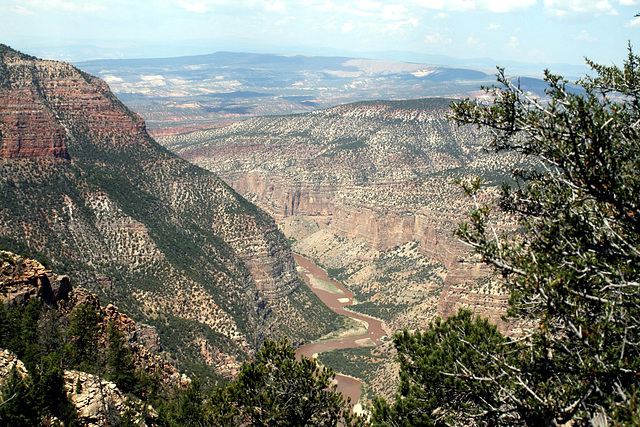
[0,251,71,307]
[0,348,27,380]
[64,371,143,427]
[0,87,68,159]
[134,323,162,353]
[160,99,522,332]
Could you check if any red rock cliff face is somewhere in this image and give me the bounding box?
[0,48,147,160]
[0,85,68,159]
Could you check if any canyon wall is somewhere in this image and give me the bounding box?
[0,44,339,379]
[159,98,520,332]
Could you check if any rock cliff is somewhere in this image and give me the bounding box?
[160,98,521,332]
[0,44,339,381]
[0,251,183,383]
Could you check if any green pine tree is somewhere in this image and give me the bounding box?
[105,321,136,394]
[202,338,361,426]
[65,303,102,371]
[372,310,512,426]
[372,45,640,425]
[0,366,36,426]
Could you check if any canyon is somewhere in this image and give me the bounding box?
[158,98,523,399]
[160,98,520,334]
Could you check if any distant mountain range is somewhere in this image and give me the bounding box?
[17,39,589,78]
[74,50,587,136]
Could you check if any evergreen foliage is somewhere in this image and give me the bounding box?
[105,321,136,394]
[372,46,640,425]
[0,366,36,426]
[0,300,77,425]
[206,338,361,426]
[372,310,511,426]
[66,303,102,372]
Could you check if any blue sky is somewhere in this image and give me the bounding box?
[1,0,638,71]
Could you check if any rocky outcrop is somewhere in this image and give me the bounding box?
[0,348,27,380]
[0,251,192,425]
[0,251,71,307]
[0,348,153,426]
[0,251,186,385]
[64,370,151,427]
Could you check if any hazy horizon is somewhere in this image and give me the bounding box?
[1,0,638,73]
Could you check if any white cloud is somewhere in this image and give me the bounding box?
[312,0,341,12]
[410,0,536,12]
[175,0,287,13]
[481,0,537,13]
[625,15,640,26]
[275,16,292,25]
[355,0,382,11]
[13,5,36,15]
[487,22,501,29]
[16,0,106,13]
[617,0,640,5]
[467,35,485,49]
[178,0,208,13]
[410,0,474,11]
[385,18,420,30]
[342,20,356,32]
[423,32,453,44]
[544,0,618,17]
[573,29,598,41]
[508,36,519,48]
[264,0,286,12]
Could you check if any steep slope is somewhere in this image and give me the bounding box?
[160,99,522,333]
[0,44,339,381]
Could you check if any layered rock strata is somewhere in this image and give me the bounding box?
[160,98,520,332]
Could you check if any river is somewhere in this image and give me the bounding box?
[293,254,387,408]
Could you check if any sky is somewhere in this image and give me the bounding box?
[1,0,639,72]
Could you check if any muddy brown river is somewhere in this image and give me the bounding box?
[293,254,387,408]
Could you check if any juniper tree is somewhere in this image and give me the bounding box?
[209,338,359,426]
[373,46,640,425]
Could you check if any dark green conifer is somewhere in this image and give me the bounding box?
[372,45,640,426]
[65,303,102,371]
[105,321,136,393]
